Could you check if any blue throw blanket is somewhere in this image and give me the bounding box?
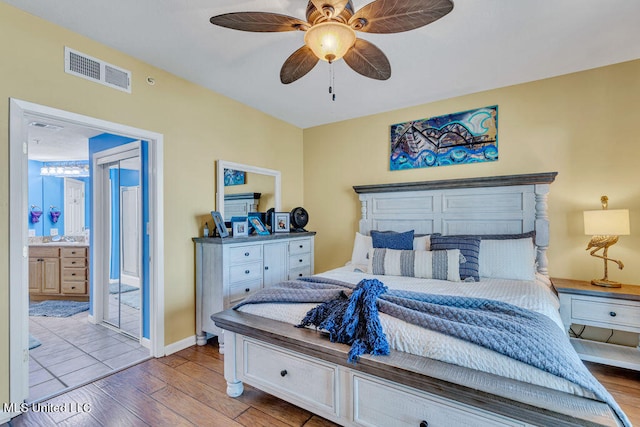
[234,277,630,426]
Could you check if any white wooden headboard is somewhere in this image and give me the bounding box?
[353,172,557,275]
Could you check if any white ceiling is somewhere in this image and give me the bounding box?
[7,0,640,132]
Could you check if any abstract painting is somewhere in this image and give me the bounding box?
[390,105,498,170]
[224,168,246,186]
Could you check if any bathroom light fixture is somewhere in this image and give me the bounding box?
[40,161,90,177]
[583,196,630,288]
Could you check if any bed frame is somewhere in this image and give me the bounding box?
[212,172,624,427]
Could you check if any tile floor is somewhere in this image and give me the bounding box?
[28,294,150,403]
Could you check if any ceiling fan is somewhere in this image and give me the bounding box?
[210,0,454,84]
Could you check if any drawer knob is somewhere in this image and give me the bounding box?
[299,259,303,263]
[280,370,288,377]
[610,311,617,317]
[71,286,76,289]
[264,266,269,270]
[244,252,250,257]
[299,245,303,248]
[298,273,303,277]
[245,288,250,293]
[245,270,250,274]
[419,421,428,427]
[71,273,76,276]
[72,261,77,264]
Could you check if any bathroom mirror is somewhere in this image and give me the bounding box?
[216,160,281,221]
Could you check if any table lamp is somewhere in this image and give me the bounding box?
[583,196,630,288]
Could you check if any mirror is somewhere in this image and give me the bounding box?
[216,160,281,221]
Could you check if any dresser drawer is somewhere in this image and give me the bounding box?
[60,247,88,258]
[62,267,87,281]
[289,239,311,255]
[229,261,263,283]
[352,373,523,427]
[572,297,640,331]
[289,266,311,279]
[229,245,262,264]
[61,281,87,294]
[289,253,310,269]
[242,339,336,414]
[229,280,262,305]
[61,257,87,268]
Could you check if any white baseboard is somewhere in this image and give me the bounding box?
[141,337,151,350]
[1,410,12,424]
[164,335,196,355]
[87,314,96,324]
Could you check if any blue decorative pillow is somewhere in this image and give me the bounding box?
[430,236,481,281]
[371,230,415,250]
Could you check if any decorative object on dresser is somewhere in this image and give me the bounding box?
[210,211,229,238]
[193,231,315,349]
[29,245,89,301]
[248,213,269,235]
[583,195,631,288]
[231,217,249,238]
[289,207,309,232]
[553,277,640,371]
[272,212,290,233]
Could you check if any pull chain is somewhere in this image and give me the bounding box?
[328,62,336,101]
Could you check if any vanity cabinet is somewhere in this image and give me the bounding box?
[194,232,315,346]
[29,245,89,301]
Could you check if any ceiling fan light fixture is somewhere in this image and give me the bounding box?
[304,22,356,63]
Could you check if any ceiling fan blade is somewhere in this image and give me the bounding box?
[280,46,319,84]
[309,0,350,20]
[343,39,391,80]
[349,0,453,33]
[210,12,307,32]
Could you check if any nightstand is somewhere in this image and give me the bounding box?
[553,277,640,370]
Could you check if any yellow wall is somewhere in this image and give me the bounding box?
[0,3,303,405]
[304,59,640,285]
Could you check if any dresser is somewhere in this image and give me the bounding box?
[553,277,640,370]
[29,245,89,301]
[194,231,315,348]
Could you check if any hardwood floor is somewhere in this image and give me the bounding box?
[5,342,640,426]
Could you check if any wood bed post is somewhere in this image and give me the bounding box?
[223,330,244,397]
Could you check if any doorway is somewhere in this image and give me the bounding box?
[9,99,165,410]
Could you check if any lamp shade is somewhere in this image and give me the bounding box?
[583,209,630,236]
[304,22,356,63]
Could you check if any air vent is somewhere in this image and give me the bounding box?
[64,47,131,93]
[29,122,64,131]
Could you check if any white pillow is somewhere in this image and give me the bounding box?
[479,238,536,281]
[413,235,431,251]
[350,232,372,266]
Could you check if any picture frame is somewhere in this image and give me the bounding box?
[272,212,290,233]
[210,211,229,238]
[232,219,249,238]
[248,214,270,235]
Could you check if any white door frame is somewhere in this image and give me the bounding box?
[8,98,165,410]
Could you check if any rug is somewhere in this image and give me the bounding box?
[109,283,138,294]
[115,290,140,310]
[29,334,41,350]
[29,300,90,317]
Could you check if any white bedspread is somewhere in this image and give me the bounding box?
[238,266,596,399]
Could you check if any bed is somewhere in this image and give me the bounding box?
[211,172,629,427]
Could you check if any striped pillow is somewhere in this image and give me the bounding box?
[430,236,480,282]
[369,248,465,282]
